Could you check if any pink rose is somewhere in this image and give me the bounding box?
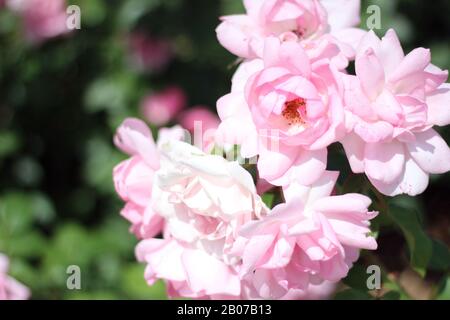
[216,0,365,59]
[119,203,164,240]
[0,254,30,300]
[216,37,346,186]
[114,156,155,207]
[137,238,245,299]
[341,30,450,196]
[127,32,173,73]
[232,171,377,299]
[114,121,378,300]
[7,0,69,44]
[152,139,268,246]
[178,106,220,152]
[113,118,184,238]
[137,139,268,298]
[141,86,187,126]
[178,106,220,132]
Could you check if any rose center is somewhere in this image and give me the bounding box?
[282,98,307,125]
[293,27,306,38]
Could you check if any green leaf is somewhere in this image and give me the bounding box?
[121,264,167,300]
[97,217,136,256]
[0,192,33,237]
[84,75,135,113]
[30,193,56,225]
[221,0,245,15]
[383,276,411,300]
[387,203,433,273]
[8,231,47,258]
[342,174,366,194]
[8,259,38,289]
[69,0,106,27]
[83,136,124,194]
[428,240,450,271]
[343,264,370,291]
[43,224,95,271]
[262,193,275,209]
[437,278,450,300]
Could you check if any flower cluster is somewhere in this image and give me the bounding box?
[215,0,450,195]
[113,117,376,299]
[0,254,30,300]
[113,0,450,300]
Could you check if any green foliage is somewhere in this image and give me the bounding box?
[262,193,275,209]
[343,265,371,292]
[387,202,433,274]
[429,240,450,272]
[437,279,450,300]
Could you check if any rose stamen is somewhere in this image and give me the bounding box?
[282,98,307,125]
[293,27,306,38]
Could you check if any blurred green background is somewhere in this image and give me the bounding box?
[0,0,448,299]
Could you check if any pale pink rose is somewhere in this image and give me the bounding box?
[119,202,164,240]
[152,139,268,247]
[341,29,450,196]
[114,156,155,207]
[232,171,377,299]
[137,139,269,298]
[117,124,377,300]
[0,254,30,300]
[178,106,220,152]
[216,0,365,60]
[216,37,346,186]
[7,0,69,44]
[127,32,173,73]
[113,118,184,238]
[157,125,187,146]
[136,239,242,298]
[141,86,187,126]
